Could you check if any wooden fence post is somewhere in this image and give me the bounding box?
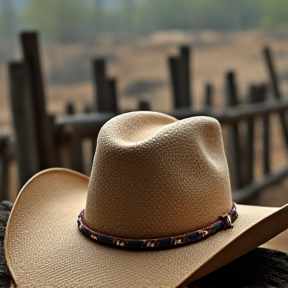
[92,58,109,112]
[20,31,58,169]
[0,135,10,200]
[179,45,192,107]
[8,61,40,187]
[259,84,271,175]
[263,47,281,99]
[203,83,213,107]
[106,78,118,114]
[169,46,192,109]
[169,56,182,108]
[65,102,84,173]
[225,71,243,190]
[138,101,151,111]
[263,46,288,151]
[245,84,257,185]
[91,59,118,159]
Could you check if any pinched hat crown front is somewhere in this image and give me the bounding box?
[84,111,232,239]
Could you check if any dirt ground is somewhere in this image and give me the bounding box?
[1,30,288,251]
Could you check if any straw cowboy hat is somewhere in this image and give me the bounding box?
[4,111,288,287]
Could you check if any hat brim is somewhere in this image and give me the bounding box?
[5,168,288,287]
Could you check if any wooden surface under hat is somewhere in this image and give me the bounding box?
[5,169,288,287]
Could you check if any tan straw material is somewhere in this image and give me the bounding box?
[5,111,288,287]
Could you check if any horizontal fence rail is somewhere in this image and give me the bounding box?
[233,165,288,203]
[55,99,288,143]
[171,99,288,124]
[56,112,115,144]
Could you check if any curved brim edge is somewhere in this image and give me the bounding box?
[4,168,288,288]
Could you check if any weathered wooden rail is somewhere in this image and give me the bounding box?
[1,31,288,205]
[56,99,288,140]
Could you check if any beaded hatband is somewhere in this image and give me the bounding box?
[77,202,238,249]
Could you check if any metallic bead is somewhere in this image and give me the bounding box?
[145,241,156,247]
[174,238,184,245]
[200,230,208,237]
[91,235,98,240]
[219,214,233,229]
[115,240,125,247]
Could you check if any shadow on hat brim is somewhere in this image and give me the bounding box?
[4,168,288,288]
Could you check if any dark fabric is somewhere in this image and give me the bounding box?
[189,248,288,288]
[0,201,13,288]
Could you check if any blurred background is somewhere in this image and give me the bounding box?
[1,1,288,203]
[1,0,288,252]
[1,0,288,124]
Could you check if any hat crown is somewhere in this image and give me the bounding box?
[84,111,232,239]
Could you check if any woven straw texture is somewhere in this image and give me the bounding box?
[4,111,288,287]
[85,112,231,238]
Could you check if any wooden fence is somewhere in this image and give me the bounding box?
[1,31,288,204]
